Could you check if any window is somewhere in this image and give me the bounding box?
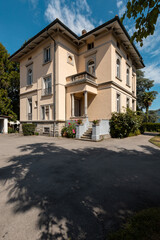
[127,54,129,60]
[28,98,32,120]
[41,106,45,120]
[43,76,52,96]
[35,101,38,108]
[44,46,51,63]
[27,68,33,85]
[116,58,121,79]
[117,41,120,49]
[41,105,52,120]
[126,98,130,108]
[126,67,130,86]
[67,53,74,65]
[132,100,135,111]
[44,127,50,134]
[88,60,95,75]
[87,42,94,50]
[117,94,120,113]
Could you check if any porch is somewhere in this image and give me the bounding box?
[66,71,98,120]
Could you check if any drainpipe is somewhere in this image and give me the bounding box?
[46,30,56,137]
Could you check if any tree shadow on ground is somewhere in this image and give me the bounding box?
[0,142,160,240]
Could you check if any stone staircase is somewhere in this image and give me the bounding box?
[81,128,92,140]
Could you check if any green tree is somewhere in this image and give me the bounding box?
[122,0,160,46]
[0,43,19,120]
[136,70,157,109]
[142,92,157,122]
[136,70,157,122]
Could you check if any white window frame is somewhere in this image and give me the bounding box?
[116,58,121,79]
[67,53,74,66]
[126,66,130,86]
[116,93,120,113]
[41,105,52,120]
[43,75,52,96]
[87,42,94,50]
[44,46,51,63]
[27,67,33,85]
[28,98,32,120]
[126,97,130,108]
[87,60,95,75]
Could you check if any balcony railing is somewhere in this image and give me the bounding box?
[42,87,52,96]
[28,113,32,120]
[66,71,97,84]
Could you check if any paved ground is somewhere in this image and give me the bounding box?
[0,134,160,240]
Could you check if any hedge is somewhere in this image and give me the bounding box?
[22,123,36,136]
[141,123,160,132]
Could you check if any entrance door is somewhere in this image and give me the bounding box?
[0,119,4,133]
[74,99,81,117]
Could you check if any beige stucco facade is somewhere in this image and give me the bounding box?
[10,16,144,136]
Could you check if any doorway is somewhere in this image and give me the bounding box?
[0,119,4,133]
[74,99,81,117]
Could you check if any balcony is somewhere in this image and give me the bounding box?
[42,87,52,96]
[66,71,97,85]
[28,113,32,120]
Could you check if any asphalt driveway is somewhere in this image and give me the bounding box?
[0,134,160,240]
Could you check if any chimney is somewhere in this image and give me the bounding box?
[82,29,87,35]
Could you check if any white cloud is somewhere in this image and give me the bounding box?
[45,0,94,35]
[117,0,123,8]
[29,0,38,9]
[116,0,126,17]
[144,63,160,84]
[109,10,113,14]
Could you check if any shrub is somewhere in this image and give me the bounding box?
[77,119,82,125]
[110,109,143,138]
[35,132,39,136]
[61,122,76,138]
[61,126,67,136]
[109,208,160,240]
[142,123,160,132]
[8,127,15,134]
[22,123,36,136]
[93,120,100,125]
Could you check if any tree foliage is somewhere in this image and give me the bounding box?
[0,43,19,121]
[122,0,160,46]
[136,70,158,122]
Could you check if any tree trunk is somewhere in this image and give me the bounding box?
[146,105,149,122]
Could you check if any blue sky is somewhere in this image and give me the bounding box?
[0,0,160,110]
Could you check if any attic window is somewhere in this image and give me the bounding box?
[117,41,120,49]
[67,53,74,65]
[88,42,94,50]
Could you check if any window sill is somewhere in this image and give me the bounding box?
[42,60,52,66]
[116,76,122,82]
[26,84,33,88]
[126,84,131,88]
[41,93,53,98]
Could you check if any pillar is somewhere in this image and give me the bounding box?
[84,91,88,117]
[71,94,75,117]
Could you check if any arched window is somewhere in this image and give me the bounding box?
[88,60,95,75]
[126,68,130,85]
[116,58,120,79]
[27,68,32,85]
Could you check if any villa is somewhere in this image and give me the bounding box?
[9,16,144,137]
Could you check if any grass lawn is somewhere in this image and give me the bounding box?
[149,134,160,148]
[109,208,160,240]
